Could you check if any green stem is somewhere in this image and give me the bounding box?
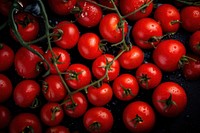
[176,0,200,6]
[85,0,115,10]
[0,21,7,31]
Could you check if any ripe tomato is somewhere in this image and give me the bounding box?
[92,54,120,82]
[42,75,67,102]
[180,6,200,32]
[87,83,113,106]
[152,82,187,117]
[44,47,71,74]
[118,46,144,70]
[98,0,119,8]
[132,18,163,49]
[189,30,200,55]
[0,74,13,103]
[13,80,40,108]
[78,32,102,60]
[0,105,11,129]
[62,92,88,118]
[9,113,42,133]
[112,74,139,101]
[40,102,64,126]
[152,39,186,72]
[123,101,156,133]
[14,45,44,79]
[53,21,80,49]
[119,0,153,21]
[0,43,14,72]
[83,107,113,133]
[136,63,162,90]
[99,13,128,43]
[45,126,70,133]
[154,4,180,33]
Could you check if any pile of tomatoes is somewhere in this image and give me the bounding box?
[0,0,200,133]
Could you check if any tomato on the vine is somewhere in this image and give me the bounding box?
[189,30,200,55]
[0,105,11,129]
[45,126,70,133]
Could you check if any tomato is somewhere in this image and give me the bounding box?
[99,13,128,43]
[152,39,186,72]
[40,102,64,126]
[62,92,88,118]
[136,63,162,90]
[92,54,120,82]
[9,113,42,133]
[83,107,113,133]
[119,0,153,21]
[45,126,70,133]
[132,18,163,49]
[65,63,92,90]
[44,47,71,74]
[53,21,80,49]
[189,30,200,55]
[74,1,102,27]
[0,43,14,72]
[14,45,44,79]
[78,32,102,60]
[0,74,13,103]
[118,46,144,70]
[10,12,39,42]
[180,6,200,32]
[42,75,67,102]
[112,74,139,101]
[98,0,119,8]
[123,101,156,133]
[48,0,77,16]
[87,83,113,106]
[154,4,181,33]
[0,105,11,129]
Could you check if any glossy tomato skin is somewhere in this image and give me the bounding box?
[92,54,120,82]
[119,0,153,21]
[180,6,200,32]
[152,82,187,117]
[123,101,156,133]
[99,13,128,43]
[83,107,113,133]
[78,32,102,60]
[112,74,139,101]
[0,43,14,72]
[132,18,163,49]
[154,4,180,33]
[45,125,70,133]
[9,113,42,133]
[53,21,80,49]
[118,46,144,70]
[0,105,11,129]
[153,39,186,72]
[189,30,200,55]
[0,74,13,103]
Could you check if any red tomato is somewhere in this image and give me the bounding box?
[152,39,186,72]
[152,82,187,117]
[0,105,11,129]
[62,92,88,118]
[112,74,139,101]
[9,113,42,133]
[180,6,200,32]
[44,47,71,74]
[78,32,102,60]
[132,18,163,49]
[14,45,44,79]
[45,126,70,133]
[83,107,113,133]
[119,0,153,21]
[87,83,113,106]
[92,54,120,82]
[65,63,92,90]
[99,13,128,43]
[189,30,200,55]
[118,46,144,70]
[154,4,181,33]
[98,0,119,8]
[42,75,67,102]
[123,101,156,133]
[0,74,13,103]
[136,63,162,90]
[53,21,80,49]
[40,102,64,126]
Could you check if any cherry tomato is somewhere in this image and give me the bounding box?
[99,13,128,43]
[0,105,11,129]
[112,74,139,101]
[123,101,156,133]
[132,18,163,49]
[98,0,119,8]
[83,107,113,133]
[45,126,70,133]
[189,30,200,55]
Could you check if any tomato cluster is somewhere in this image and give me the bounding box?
[0,0,200,133]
